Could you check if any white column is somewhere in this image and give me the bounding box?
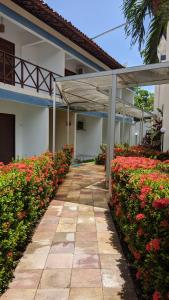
[67,105,70,145]
[106,75,117,198]
[74,112,77,159]
[52,80,56,155]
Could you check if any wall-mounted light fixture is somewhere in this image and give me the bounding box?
[0,17,5,33]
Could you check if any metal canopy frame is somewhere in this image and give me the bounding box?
[52,61,169,197]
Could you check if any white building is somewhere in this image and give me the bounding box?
[0,0,135,163]
[155,24,169,151]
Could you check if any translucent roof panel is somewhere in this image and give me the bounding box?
[55,61,169,119]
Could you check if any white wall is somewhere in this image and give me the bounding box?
[102,119,121,145]
[76,114,102,159]
[49,109,75,151]
[0,99,49,158]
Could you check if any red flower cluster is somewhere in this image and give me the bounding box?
[153,291,161,300]
[152,198,169,209]
[146,239,160,252]
[136,213,145,221]
[112,156,158,173]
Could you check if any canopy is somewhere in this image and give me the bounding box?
[53,61,169,196]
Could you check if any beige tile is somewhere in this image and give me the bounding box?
[16,253,48,270]
[71,269,102,287]
[76,232,97,242]
[75,241,98,254]
[35,288,69,300]
[45,253,73,269]
[1,289,36,300]
[59,218,77,224]
[9,270,42,289]
[56,223,76,232]
[52,232,75,243]
[40,269,71,288]
[101,269,125,289]
[103,288,137,300]
[73,254,100,269]
[69,288,103,300]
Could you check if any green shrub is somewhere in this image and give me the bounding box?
[0,151,71,293]
[110,156,169,299]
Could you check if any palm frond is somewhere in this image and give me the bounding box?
[143,9,168,63]
[123,0,153,50]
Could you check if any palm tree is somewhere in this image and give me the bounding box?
[123,0,169,64]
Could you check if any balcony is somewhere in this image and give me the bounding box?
[0,50,61,96]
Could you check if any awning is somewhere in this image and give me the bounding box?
[54,61,169,119]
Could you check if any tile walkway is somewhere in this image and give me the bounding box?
[1,163,137,300]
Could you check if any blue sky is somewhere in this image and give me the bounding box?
[45,0,143,67]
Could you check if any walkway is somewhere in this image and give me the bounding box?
[1,163,137,300]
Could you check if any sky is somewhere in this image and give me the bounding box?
[45,0,153,91]
[45,0,143,67]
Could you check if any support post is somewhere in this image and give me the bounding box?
[74,113,77,160]
[141,110,144,143]
[67,104,70,145]
[52,79,56,156]
[106,75,117,198]
[122,98,125,144]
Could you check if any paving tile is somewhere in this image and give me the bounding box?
[100,254,124,268]
[101,269,125,289]
[103,288,138,300]
[61,211,78,218]
[75,232,97,242]
[50,242,75,253]
[77,217,95,224]
[0,289,36,300]
[76,224,96,232]
[52,232,75,243]
[9,270,42,289]
[56,223,76,232]
[75,241,98,254]
[45,254,73,269]
[35,289,69,300]
[98,241,122,255]
[73,254,100,269]
[39,269,71,288]
[25,243,50,256]
[69,288,103,300]
[59,217,77,224]
[71,269,102,287]
[16,253,48,270]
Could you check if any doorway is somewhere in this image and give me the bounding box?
[0,37,15,85]
[0,113,15,163]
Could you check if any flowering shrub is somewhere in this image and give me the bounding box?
[110,156,169,299]
[95,144,169,165]
[0,151,72,293]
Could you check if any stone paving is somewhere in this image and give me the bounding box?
[1,163,137,300]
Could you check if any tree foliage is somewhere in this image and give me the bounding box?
[123,0,169,64]
[134,87,154,111]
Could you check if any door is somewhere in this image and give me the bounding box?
[0,38,15,85]
[0,113,15,164]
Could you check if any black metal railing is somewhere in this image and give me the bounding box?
[0,50,61,95]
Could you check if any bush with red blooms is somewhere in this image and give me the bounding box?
[110,156,169,299]
[95,144,169,165]
[0,151,72,293]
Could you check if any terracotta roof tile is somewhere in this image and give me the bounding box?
[11,0,123,70]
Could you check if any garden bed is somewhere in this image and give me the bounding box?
[110,156,169,299]
[0,147,72,293]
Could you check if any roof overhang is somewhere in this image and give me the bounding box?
[54,61,169,119]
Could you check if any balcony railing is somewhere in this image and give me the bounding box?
[0,50,61,96]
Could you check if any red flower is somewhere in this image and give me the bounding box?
[136,270,142,280]
[146,239,160,252]
[133,251,141,260]
[152,198,169,209]
[136,213,145,221]
[153,291,161,300]
[137,227,144,237]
